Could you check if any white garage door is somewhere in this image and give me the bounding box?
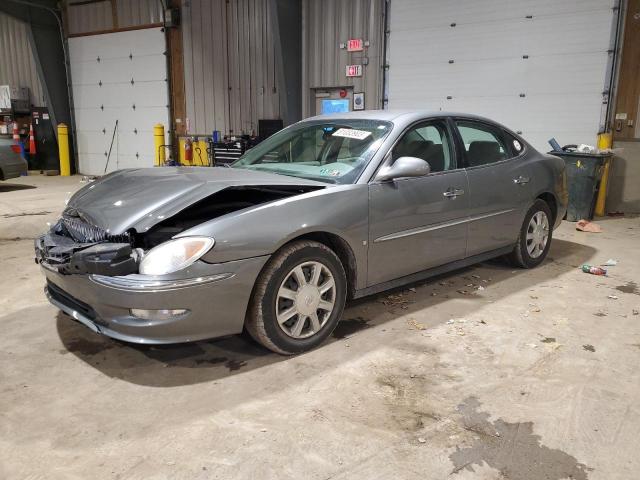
[69,28,169,175]
[388,0,616,151]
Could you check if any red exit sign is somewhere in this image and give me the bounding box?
[347,39,364,52]
[346,65,363,77]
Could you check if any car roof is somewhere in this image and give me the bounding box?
[303,109,500,125]
[301,110,521,138]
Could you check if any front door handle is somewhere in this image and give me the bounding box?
[443,188,465,198]
[514,175,530,185]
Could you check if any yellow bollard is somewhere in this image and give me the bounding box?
[58,123,71,176]
[597,132,612,150]
[594,132,613,217]
[154,123,165,166]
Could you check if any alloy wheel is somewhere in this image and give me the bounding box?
[526,211,549,258]
[276,261,336,339]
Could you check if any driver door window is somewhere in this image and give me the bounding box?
[391,121,454,173]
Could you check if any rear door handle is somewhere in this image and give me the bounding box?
[514,175,530,185]
[443,188,465,198]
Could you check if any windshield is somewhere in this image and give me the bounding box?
[232,119,392,184]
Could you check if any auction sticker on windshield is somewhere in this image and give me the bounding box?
[332,128,372,140]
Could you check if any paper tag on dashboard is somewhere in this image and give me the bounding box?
[332,128,371,140]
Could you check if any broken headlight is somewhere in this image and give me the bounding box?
[139,237,214,275]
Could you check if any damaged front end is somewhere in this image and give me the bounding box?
[34,214,140,276]
[35,184,323,277]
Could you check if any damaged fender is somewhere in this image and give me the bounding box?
[36,166,332,276]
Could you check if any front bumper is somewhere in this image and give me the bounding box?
[42,256,268,344]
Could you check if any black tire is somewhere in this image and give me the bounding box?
[509,199,553,268]
[245,240,347,355]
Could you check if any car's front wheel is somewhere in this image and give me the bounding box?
[509,199,553,268]
[245,240,347,354]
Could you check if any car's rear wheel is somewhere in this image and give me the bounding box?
[245,240,347,354]
[509,199,553,268]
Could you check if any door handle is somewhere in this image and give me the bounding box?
[443,188,465,198]
[514,175,530,185]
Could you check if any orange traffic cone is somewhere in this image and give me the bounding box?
[12,122,19,145]
[29,123,36,155]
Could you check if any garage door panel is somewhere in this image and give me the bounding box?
[449,95,603,128]
[79,82,167,111]
[522,54,609,94]
[114,107,168,130]
[70,59,165,87]
[393,11,612,62]
[130,56,167,82]
[474,100,605,153]
[522,14,613,53]
[71,84,107,108]
[130,82,169,106]
[389,0,614,151]
[87,153,154,174]
[392,53,607,98]
[69,63,104,86]
[391,60,524,97]
[75,131,110,155]
[392,0,614,33]
[74,109,122,133]
[115,132,155,154]
[70,28,169,174]
[394,91,604,151]
[73,108,112,132]
[109,153,155,171]
[74,147,156,175]
[75,153,108,176]
[69,28,165,62]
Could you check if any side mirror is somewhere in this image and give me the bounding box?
[376,156,431,182]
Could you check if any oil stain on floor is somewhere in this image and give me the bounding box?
[64,338,114,356]
[616,281,639,295]
[332,317,371,339]
[450,397,592,479]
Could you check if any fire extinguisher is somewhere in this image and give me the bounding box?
[184,137,193,164]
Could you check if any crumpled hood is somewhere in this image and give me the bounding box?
[66,167,326,234]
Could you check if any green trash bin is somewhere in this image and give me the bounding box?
[549,151,611,222]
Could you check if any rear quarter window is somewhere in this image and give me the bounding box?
[504,132,525,157]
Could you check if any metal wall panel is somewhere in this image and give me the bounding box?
[0,12,46,106]
[116,0,164,28]
[66,0,162,35]
[182,0,280,135]
[301,0,385,116]
[388,0,616,151]
[66,0,114,35]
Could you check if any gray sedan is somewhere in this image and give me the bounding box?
[35,111,567,354]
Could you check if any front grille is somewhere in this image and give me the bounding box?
[44,249,73,265]
[47,281,97,321]
[58,216,130,244]
[62,216,108,242]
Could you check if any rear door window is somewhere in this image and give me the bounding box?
[456,121,509,167]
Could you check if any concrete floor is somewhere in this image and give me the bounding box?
[1,174,639,480]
